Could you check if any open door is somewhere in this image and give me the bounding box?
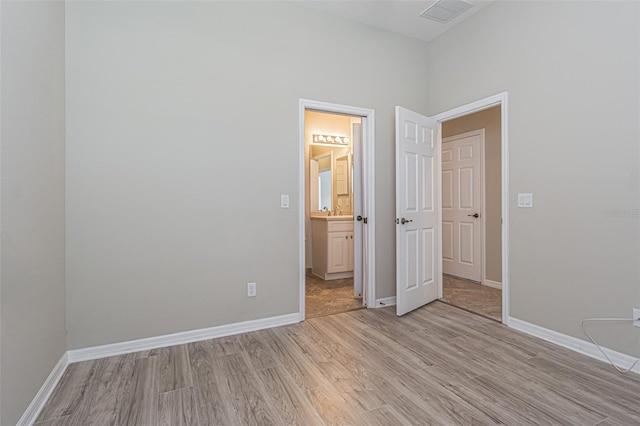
[395,106,440,316]
[353,122,365,301]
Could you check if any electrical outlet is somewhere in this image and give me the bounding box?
[247,282,257,297]
[633,308,640,327]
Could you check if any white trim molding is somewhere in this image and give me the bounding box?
[17,352,69,426]
[483,279,502,289]
[68,313,300,363]
[374,296,397,308]
[509,317,640,375]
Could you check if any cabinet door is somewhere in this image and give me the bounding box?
[327,232,350,273]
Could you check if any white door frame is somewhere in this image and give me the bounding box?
[298,99,376,321]
[432,91,510,325]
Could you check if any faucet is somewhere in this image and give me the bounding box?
[323,206,331,216]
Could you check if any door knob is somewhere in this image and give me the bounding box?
[400,218,413,225]
[467,213,480,218]
[356,215,363,221]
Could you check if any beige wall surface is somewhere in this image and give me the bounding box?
[443,106,501,283]
[65,1,429,349]
[427,1,640,357]
[0,1,67,424]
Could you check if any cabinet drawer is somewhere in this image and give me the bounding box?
[327,221,353,233]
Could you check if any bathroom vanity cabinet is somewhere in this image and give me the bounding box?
[310,216,354,280]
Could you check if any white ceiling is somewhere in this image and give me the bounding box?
[299,1,494,43]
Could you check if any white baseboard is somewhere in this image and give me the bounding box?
[483,279,502,289]
[509,317,640,374]
[67,312,300,363]
[17,352,69,426]
[374,296,396,307]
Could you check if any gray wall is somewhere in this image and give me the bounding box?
[427,1,640,356]
[65,1,429,349]
[443,106,501,283]
[0,1,67,424]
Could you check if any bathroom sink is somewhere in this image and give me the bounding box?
[310,214,353,221]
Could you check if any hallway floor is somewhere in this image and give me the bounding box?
[441,274,502,322]
[305,274,364,319]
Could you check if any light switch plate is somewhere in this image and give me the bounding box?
[247,282,257,297]
[281,194,289,209]
[518,193,533,208]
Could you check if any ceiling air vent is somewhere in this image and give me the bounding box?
[419,0,474,24]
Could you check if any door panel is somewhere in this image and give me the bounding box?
[404,153,418,212]
[395,107,440,316]
[442,221,454,262]
[442,169,453,209]
[405,229,418,291]
[442,131,483,281]
[353,123,364,299]
[459,167,473,208]
[422,228,435,284]
[459,222,474,264]
[421,156,434,211]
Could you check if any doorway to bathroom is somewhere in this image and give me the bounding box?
[299,100,376,320]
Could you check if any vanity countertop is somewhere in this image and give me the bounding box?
[310,214,353,221]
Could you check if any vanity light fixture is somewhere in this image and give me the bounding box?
[312,134,349,145]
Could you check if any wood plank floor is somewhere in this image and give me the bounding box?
[36,302,640,425]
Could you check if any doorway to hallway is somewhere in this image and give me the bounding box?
[439,105,503,322]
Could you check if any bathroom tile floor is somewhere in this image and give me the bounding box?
[305,273,364,319]
[441,274,502,322]
[305,272,500,321]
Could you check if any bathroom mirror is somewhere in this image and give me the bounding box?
[310,152,332,212]
[310,145,352,213]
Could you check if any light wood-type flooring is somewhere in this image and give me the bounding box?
[441,274,502,322]
[305,274,364,319]
[36,302,640,425]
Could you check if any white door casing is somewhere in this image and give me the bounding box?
[395,106,440,316]
[442,130,484,282]
[431,91,509,325]
[299,99,376,319]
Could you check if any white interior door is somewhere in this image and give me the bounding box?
[395,107,440,316]
[353,122,365,301]
[442,131,483,282]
